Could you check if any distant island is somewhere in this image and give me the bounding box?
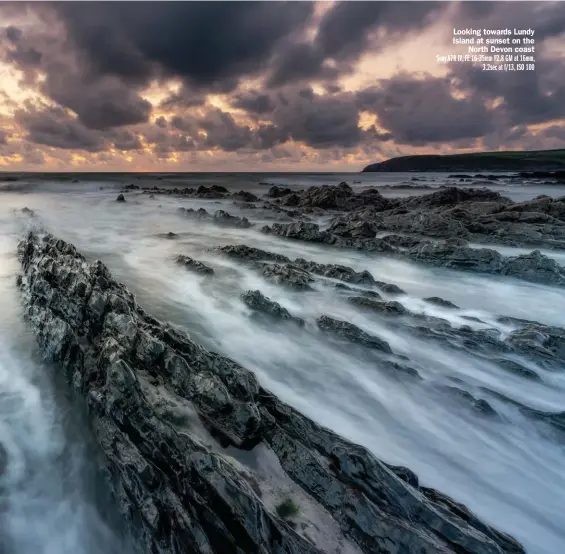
[362,148,565,172]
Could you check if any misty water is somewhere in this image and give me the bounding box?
[1,174,565,554]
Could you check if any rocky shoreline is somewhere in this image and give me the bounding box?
[17,231,529,554]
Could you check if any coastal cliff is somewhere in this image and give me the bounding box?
[362,149,565,172]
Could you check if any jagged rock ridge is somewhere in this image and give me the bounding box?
[17,232,526,554]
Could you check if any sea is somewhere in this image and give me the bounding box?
[0,171,564,554]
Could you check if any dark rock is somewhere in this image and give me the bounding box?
[494,359,541,381]
[408,242,505,273]
[16,231,527,554]
[374,281,406,295]
[180,207,211,220]
[348,296,407,316]
[267,221,331,243]
[232,191,259,202]
[216,245,291,263]
[116,194,126,202]
[281,193,300,207]
[440,386,498,417]
[241,290,304,326]
[20,207,36,216]
[213,210,252,229]
[382,235,423,249]
[267,186,293,198]
[260,263,313,290]
[125,184,140,190]
[298,185,352,210]
[175,255,214,275]
[316,315,392,353]
[379,361,421,379]
[292,259,375,286]
[403,187,507,210]
[424,297,460,309]
[505,324,565,365]
[500,250,565,286]
[166,232,178,239]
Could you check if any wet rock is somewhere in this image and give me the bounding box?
[378,360,421,379]
[494,359,541,381]
[175,255,214,275]
[267,186,293,198]
[348,296,407,316]
[424,297,460,309]
[166,232,178,239]
[216,245,291,263]
[329,217,377,239]
[213,210,252,229]
[298,185,352,210]
[232,190,259,202]
[505,324,565,366]
[374,281,406,295]
[381,235,423,249]
[500,250,565,286]
[179,207,210,220]
[292,259,375,286]
[194,185,226,199]
[267,221,332,243]
[124,184,140,190]
[403,187,507,210]
[179,208,253,229]
[280,193,300,207]
[409,242,505,273]
[241,290,304,326]
[260,263,313,290]
[316,315,392,353]
[20,207,36,216]
[17,231,528,554]
[439,386,498,417]
[116,194,126,202]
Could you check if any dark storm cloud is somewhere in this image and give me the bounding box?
[143,126,195,157]
[154,116,167,129]
[170,115,196,134]
[14,104,107,151]
[43,75,153,130]
[271,88,361,148]
[455,1,565,42]
[357,75,493,145]
[0,19,153,130]
[543,125,565,141]
[110,129,143,151]
[232,90,276,115]
[5,25,22,43]
[52,1,314,90]
[267,43,339,88]
[452,56,565,128]
[268,1,442,86]
[231,87,363,148]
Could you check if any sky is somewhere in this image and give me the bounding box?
[0,1,564,172]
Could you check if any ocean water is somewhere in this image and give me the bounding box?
[0,173,564,554]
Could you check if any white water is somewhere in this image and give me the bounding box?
[1,175,564,554]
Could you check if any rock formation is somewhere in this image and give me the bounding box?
[17,231,527,554]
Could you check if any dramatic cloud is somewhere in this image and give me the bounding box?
[268,1,443,86]
[357,74,494,145]
[0,1,563,170]
[14,104,107,152]
[53,2,314,90]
